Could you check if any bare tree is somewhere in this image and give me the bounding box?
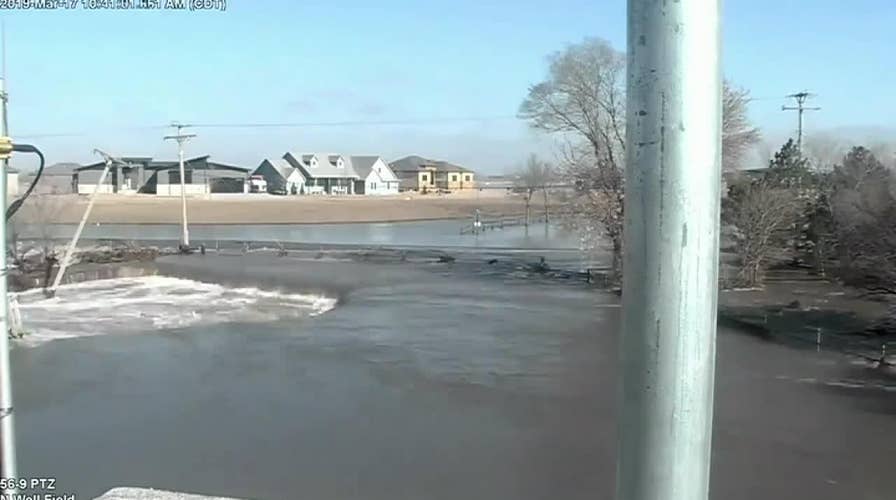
[14,194,74,288]
[723,178,803,287]
[723,83,762,172]
[520,38,760,281]
[516,154,553,226]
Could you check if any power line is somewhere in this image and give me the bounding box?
[188,115,519,128]
[746,96,786,102]
[12,115,520,138]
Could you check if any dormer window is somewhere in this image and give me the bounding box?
[337,158,344,168]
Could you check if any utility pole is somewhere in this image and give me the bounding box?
[164,122,195,249]
[0,20,17,493]
[619,1,721,500]
[782,91,820,152]
[48,150,130,296]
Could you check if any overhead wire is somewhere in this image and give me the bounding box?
[12,115,521,138]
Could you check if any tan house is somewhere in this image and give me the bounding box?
[390,155,475,193]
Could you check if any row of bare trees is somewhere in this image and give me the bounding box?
[518,38,760,280]
[517,37,896,298]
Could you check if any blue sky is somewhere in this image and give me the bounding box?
[2,0,895,172]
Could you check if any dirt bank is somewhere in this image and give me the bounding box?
[27,191,535,225]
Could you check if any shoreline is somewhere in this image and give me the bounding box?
[20,192,538,225]
[44,215,474,226]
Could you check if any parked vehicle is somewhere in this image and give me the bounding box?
[248,175,268,193]
[268,187,288,196]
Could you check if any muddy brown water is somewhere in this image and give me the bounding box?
[8,253,896,500]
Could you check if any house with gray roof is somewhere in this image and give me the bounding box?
[283,152,360,195]
[253,158,306,194]
[349,156,400,195]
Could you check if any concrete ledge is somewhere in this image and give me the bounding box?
[94,487,247,500]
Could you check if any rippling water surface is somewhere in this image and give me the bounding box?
[9,254,896,500]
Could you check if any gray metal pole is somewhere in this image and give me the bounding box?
[617,1,721,500]
[0,76,18,492]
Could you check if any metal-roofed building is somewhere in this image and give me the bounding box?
[74,156,250,196]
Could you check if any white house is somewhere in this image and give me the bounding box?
[253,158,306,194]
[350,156,400,195]
[283,152,359,195]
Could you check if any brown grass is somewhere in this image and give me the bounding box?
[32,191,531,225]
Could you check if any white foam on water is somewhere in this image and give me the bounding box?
[12,276,338,346]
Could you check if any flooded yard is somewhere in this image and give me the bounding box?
[8,253,896,499]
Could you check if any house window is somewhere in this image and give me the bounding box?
[451,174,458,182]
[464,175,471,181]
[421,174,428,181]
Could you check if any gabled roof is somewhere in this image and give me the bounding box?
[389,155,472,173]
[350,156,382,179]
[284,152,359,179]
[265,158,296,179]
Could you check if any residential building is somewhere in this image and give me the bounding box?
[253,158,306,194]
[390,155,475,193]
[74,156,250,196]
[283,152,358,195]
[350,156,400,195]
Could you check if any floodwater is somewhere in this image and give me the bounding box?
[24,220,581,250]
[8,251,896,500]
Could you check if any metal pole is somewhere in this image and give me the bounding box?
[618,1,721,500]
[0,76,18,492]
[177,140,189,247]
[49,157,114,294]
